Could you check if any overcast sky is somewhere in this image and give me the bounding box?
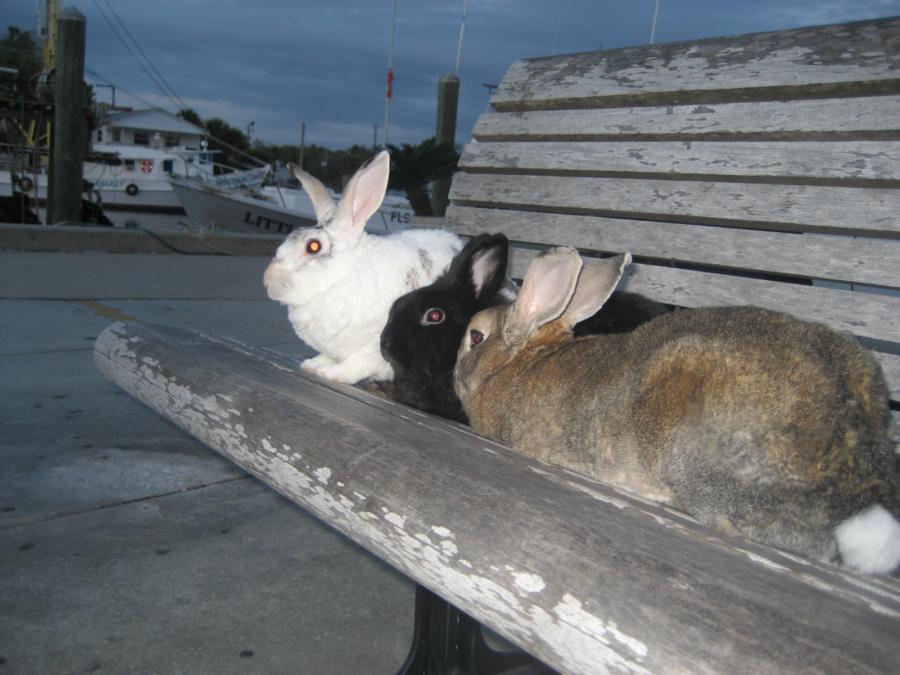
[6,1,900,149]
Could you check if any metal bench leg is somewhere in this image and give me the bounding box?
[397,583,556,675]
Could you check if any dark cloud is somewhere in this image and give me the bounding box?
[5,1,899,148]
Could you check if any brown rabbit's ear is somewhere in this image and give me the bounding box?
[559,253,632,330]
[503,247,583,345]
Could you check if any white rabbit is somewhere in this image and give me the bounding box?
[263,150,462,383]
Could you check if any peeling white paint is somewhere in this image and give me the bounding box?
[566,481,629,510]
[738,549,791,573]
[358,511,378,521]
[431,525,452,538]
[553,594,650,662]
[384,511,406,529]
[512,572,545,594]
[440,540,459,557]
[352,491,367,501]
[313,467,331,485]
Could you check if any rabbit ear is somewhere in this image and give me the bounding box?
[329,150,390,239]
[289,163,336,223]
[503,247,583,345]
[457,234,509,302]
[560,253,632,329]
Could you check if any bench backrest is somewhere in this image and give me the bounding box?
[446,16,900,421]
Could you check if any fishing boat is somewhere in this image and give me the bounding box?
[169,175,415,236]
[1,108,268,213]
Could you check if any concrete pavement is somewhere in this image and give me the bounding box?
[1,249,415,674]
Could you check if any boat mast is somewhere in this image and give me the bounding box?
[383,0,397,147]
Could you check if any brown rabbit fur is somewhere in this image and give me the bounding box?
[454,248,900,571]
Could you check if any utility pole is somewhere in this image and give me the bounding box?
[298,121,305,170]
[431,0,467,217]
[48,7,86,225]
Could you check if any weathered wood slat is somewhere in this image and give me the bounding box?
[500,248,900,348]
[449,173,900,235]
[874,352,900,401]
[460,140,900,182]
[445,206,900,289]
[94,321,900,675]
[473,96,900,141]
[491,17,900,111]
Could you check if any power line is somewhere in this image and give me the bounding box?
[89,0,181,113]
[100,0,187,110]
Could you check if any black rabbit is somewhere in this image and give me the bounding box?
[380,234,670,423]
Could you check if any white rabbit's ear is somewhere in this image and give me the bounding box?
[503,247,582,345]
[560,253,632,329]
[329,150,390,240]
[290,163,336,223]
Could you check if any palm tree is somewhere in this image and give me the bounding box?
[386,138,459,216]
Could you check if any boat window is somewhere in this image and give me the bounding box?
[134,131,150,146]
[112,128,122,142]
[165,133,180,147]
[124,159,135,171]
[162,159,174,173]
[96,130,103,143]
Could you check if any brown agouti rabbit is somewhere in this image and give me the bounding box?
[454,247,900,574]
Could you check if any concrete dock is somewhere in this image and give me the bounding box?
[1,237,414,674]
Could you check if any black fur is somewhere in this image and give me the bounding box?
[381,236,672,423]
[381,234,510,422]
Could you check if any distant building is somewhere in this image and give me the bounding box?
[93,108,207,151]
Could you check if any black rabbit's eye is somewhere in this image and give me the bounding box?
[421,308,445,326]
[306,239,322,254]
[470,329,484,347]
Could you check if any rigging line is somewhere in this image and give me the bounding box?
[89,0,180,113]
[100,0,188,110]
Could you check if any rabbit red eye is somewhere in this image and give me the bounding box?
[422,308,445,325]
[306,239,322,254]
[470,329,484,347]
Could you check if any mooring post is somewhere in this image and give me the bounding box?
[48,8,86,225]
[431,73,459,217]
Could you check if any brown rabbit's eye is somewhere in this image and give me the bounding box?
[470,329,484,347]
[422,308,445,325]
[306,239,322,254]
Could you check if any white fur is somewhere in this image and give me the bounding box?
[263,152,462,383]
[835,505,900,575]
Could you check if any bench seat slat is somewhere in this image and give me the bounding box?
[450,173,900,236]
[491,18,900,111]
[501,248,899,346]
[460,140,900,183]
[503,249,900,399]
[446,206,900,289]
[473,96,900,141]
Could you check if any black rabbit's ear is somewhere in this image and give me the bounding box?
[464,234,509,302]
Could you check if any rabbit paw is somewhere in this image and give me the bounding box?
[301,354,337,376]
[302,352,393,384]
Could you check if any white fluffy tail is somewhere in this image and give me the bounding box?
[835,505,900,575]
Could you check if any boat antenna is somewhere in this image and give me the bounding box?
[454,0,469,75]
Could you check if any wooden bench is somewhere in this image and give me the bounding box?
[95,17,900,674]
[445,16,900,435]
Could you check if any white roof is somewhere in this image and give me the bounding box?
[104,109,206,136]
